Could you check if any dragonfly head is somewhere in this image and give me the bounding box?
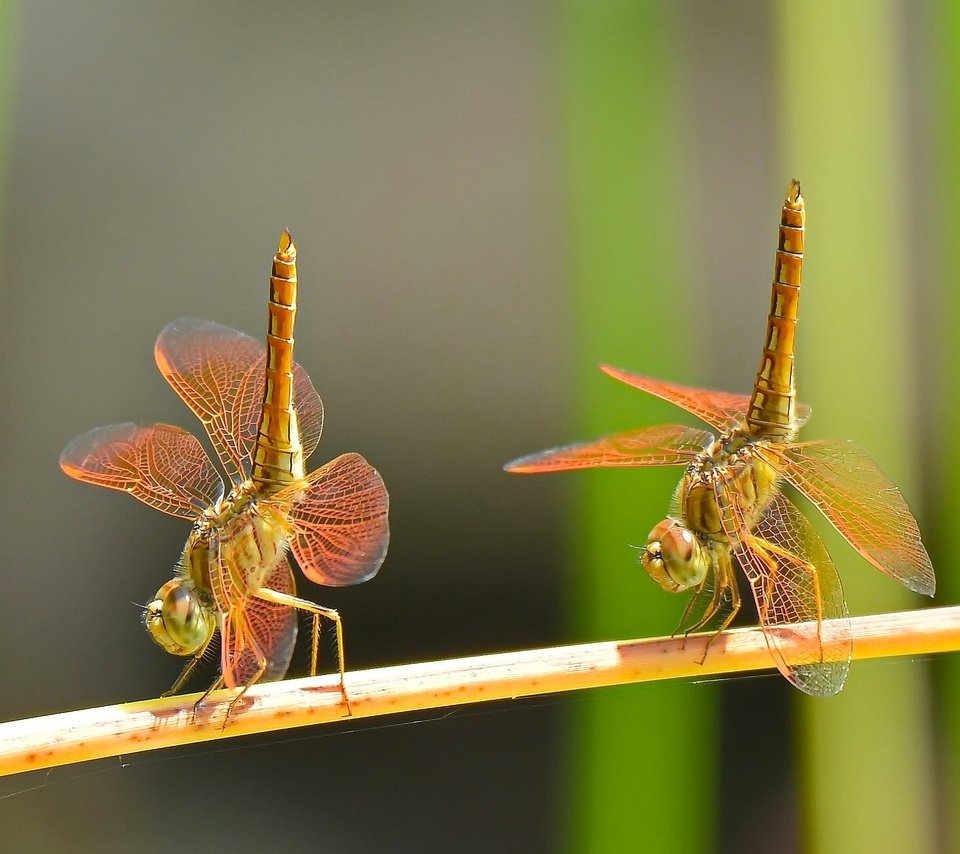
[145,579,216,656]
[641,518,708,592]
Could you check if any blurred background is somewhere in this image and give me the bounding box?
[0,1,957,851]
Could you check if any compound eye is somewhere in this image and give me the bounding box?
[660,527,707,589]
[641,518,686,593]
[145,580,214,656]
[661,526,695,563]
[640,518,708,592]
[646,519,676,546]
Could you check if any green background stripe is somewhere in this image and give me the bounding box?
[775,2,935,851]
[931,1,960,851]
[560,3,714,852]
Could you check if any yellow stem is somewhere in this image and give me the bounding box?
[2,605,957,777]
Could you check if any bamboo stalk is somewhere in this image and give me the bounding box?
[1,605,957,778]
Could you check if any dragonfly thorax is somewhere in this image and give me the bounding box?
[679,428,779,540]
[696,430,754,473]
[207,480,259,525]
[214,503,291,604]
[145,483,294,659]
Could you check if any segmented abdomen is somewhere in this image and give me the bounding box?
[251,230,305,490]
[746,180,805,438]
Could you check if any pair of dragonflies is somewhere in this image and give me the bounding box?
[62,182,934,702]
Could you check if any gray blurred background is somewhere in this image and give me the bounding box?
[1,3,568,850]
[0,2,952,852]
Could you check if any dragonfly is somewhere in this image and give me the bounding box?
[505,180,934,696]
[60,231,390,706]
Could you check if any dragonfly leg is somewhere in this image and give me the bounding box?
[698,568,741,663]
[683,581,724,637]
[679,548,736,636]
[184,674,225,726]
[215,625,272,729]
[254,587,351,715]
[163,631,217,697]
[674,580,712,644]
[310,613,320,677]
[751,535,827,660]
[692,551,740,664]
[222,661,268,729]
[164,658,202,698]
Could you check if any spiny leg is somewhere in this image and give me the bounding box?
[748,540,782,632]
[681,548,736,636]
[197,655,268,731]
[223,658,269,729]
[684,577,725,636]
[186,674,225,726]
[713,566,741,638]
[164,656,204,698]
[254,587,351,714]
[753,535,826,661]
[217,624,271,729]
[694,552,741,664]
[306,606,348,711]
[163,631,217,698]
[674,579,712,642]
[741,534,832,672]
[310,613,320,677]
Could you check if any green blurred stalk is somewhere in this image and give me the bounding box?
[930,2,960,850]
[774,2,935,852]
[559,3,714,852]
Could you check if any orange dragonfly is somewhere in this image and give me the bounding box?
[505,180,934,696]
[61,231,389,703]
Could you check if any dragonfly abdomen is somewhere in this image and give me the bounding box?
[251,231,306,490]
[746,180,805,438]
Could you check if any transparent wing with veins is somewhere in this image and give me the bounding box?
[600,365,811,432]
[220,552,299,689]
[756,440,935,596]
[59,422,223,519]
[718,482,851,697]
[504,424,713,473]
[267,452,390,587]
[154,318,323,483]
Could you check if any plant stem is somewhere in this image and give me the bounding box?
[1,605,957,778]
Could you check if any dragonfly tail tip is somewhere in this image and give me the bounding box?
[278,228,296,257]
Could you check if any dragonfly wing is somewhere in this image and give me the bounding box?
[60,422,222,519]
[154,318,260,479]
[268,452,390,587]
[757,440,935,596]
[292,360,324,461]
[154,318,323,482]
[719,483,851,696]
[504,425,712,473]
[600,365,811,431]
[221,555,299,689]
